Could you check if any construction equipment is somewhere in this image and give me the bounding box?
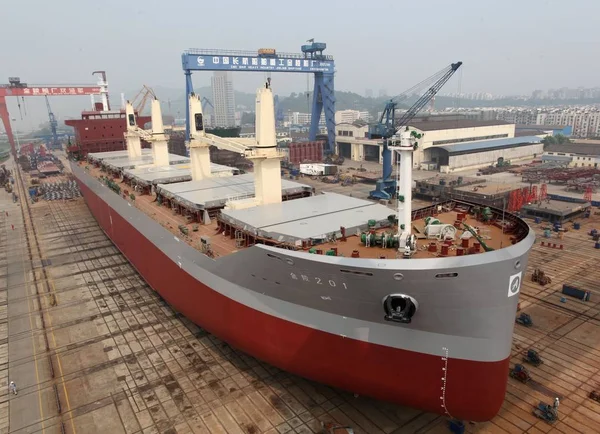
[44,96,61,150]
[448,420,465,434]
[532,402,558,423]
[472,206,493,222]
[532,269,552,286]
[509,364,531,383]
[589,391,600,402]
[523,349,543,367]
[201,96,214,112]
[182,42,336,152]
[367,61,462,200]
[131,85,156,115]
[1,75,103,157]
[496,157,512,167]
[516,313,533,327]
[462,222,493,252]
[320,421,354,434]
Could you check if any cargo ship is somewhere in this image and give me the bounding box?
[70,81,534,422]
[65,78,151,158]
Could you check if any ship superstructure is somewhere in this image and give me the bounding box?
[70,80,534,422]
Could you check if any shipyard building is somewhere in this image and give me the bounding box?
[542,141,600,168]
[335,119,543,172]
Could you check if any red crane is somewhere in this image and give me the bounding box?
[584,186,593,202]
[0,76,102,157]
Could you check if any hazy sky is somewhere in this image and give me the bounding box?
[2,0,599,130]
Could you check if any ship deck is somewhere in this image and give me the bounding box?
[80,160,523,260]
[4,153,600,433]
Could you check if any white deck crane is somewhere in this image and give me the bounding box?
[187,78,284,207]
[124,98,169,166]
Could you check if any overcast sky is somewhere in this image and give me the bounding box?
[2,0,599,130]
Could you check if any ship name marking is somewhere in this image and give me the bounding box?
[290,272,348,289]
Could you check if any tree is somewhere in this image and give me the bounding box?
[541,135,557,149]
[554,134,571,145]
[542,134,571,150]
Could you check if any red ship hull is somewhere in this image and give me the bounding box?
[65,111,151,156]
[77,178,510,422]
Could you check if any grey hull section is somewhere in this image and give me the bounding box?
[72,163,535,363]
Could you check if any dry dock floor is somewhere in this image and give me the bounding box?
[2,161,600,433]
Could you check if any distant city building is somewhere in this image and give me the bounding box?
[365,89,373,98]
[335,110,372,124]
[211,72,236,127]
[378,89,387,98]
[441,92,496,101]
[537,110,600,138]
[285,112,325,126]
[495,108,539,125]
[441,106,600,138]
[530,87,600,101]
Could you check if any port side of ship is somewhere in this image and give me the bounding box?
[72,162,535,421]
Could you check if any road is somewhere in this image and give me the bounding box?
[1,158,49,434]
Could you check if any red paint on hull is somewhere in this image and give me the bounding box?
[77,179,510,421]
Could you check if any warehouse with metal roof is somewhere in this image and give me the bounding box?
[425,136,544,172]
[335,117,517,167]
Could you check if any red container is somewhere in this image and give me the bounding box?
[461,238,469,248]
[473,242,481,252]
[456,248,464,256]
[441,245,449,256]
[288,141,325,165]
[428,242,437,252]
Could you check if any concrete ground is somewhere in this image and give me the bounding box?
[1,163,53,434]
[306,159,600,204]
[3,153,600,434]
[3,158,459,434]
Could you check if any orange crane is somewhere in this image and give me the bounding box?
[130,85,156,115]
[0,76,102,157]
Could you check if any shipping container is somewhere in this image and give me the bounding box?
[299,163,338,176]
[562,284,591,301]
[258,48,276,56]
[288,141,325,165]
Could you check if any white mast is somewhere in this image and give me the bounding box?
[390,128,419,257]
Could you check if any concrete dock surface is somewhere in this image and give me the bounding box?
[1,157,600,433]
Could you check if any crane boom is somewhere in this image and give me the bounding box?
[369,61,462,200]
[392,62,462,133]
[368,62,462,140]
[44,96,60,150]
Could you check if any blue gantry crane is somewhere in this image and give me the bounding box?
[44,95,61,150]
[181,41,335,152]
[368,62,462,200]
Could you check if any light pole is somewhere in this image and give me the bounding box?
[10,118,21,154]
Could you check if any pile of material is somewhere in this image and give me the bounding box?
[40,180,81,201]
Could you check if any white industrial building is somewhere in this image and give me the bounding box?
[542,142,600,168]
[335,119,543,172]
[429,136,543,172]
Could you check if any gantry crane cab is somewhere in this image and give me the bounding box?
[301,41,327,58]
[8,77,27,88]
